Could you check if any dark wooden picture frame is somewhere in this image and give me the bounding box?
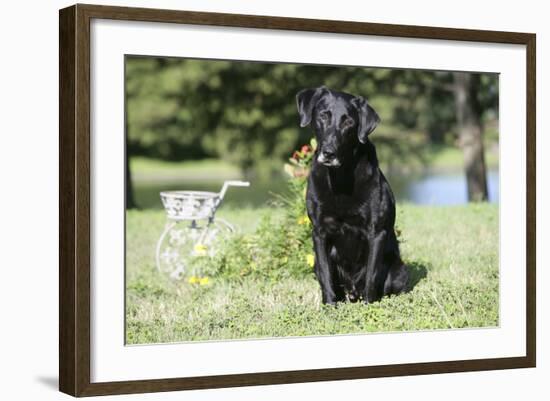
[59,3,536,397]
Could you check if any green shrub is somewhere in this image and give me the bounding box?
[187,141,317,281]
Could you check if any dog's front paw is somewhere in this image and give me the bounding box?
[362,289,380,305]
[347,291,360,303]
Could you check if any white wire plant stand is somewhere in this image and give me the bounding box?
[155,180,250,280]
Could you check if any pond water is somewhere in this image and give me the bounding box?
[133,169,499,210]
[389,169,499,205]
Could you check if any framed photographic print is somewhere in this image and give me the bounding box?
[59,3,536,397]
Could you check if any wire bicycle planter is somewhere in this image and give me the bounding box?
[155,180,250,280]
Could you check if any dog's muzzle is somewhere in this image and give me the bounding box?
[317,150,341,167]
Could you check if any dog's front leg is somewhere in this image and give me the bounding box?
[363,230,387,304]
[312,232,341,305]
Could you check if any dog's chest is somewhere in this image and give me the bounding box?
[320,194,369,235]
[322,198,369,268]
[308,161,380,235]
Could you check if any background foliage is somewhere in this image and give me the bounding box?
[126,57,498,176]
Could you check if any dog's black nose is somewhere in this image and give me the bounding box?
[322,150,336,159]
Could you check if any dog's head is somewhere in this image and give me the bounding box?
[296,86,380,168]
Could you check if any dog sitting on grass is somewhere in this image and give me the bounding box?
[296,86,408,305]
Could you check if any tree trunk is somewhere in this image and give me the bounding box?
[125,110,137,209]
[125,150,137,209]
[453,72,488,202]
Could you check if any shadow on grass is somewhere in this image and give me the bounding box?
[406,261,429,291]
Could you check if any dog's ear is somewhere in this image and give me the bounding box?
[296,86,328,127]
[351,96,380,143]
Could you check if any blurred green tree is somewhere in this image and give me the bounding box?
[125,57,498,207]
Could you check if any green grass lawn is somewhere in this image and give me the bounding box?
[126,203,498,344]
[130,157,242,182]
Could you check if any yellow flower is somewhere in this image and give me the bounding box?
[194,243,208,256]
[306,254,315,268]
[297,215,310,226]
[188,276,210,285]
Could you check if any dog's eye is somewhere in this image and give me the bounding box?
[319,111,330,122]
[342,118,355,129]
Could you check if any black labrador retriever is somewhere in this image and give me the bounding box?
[296,86,408,305]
